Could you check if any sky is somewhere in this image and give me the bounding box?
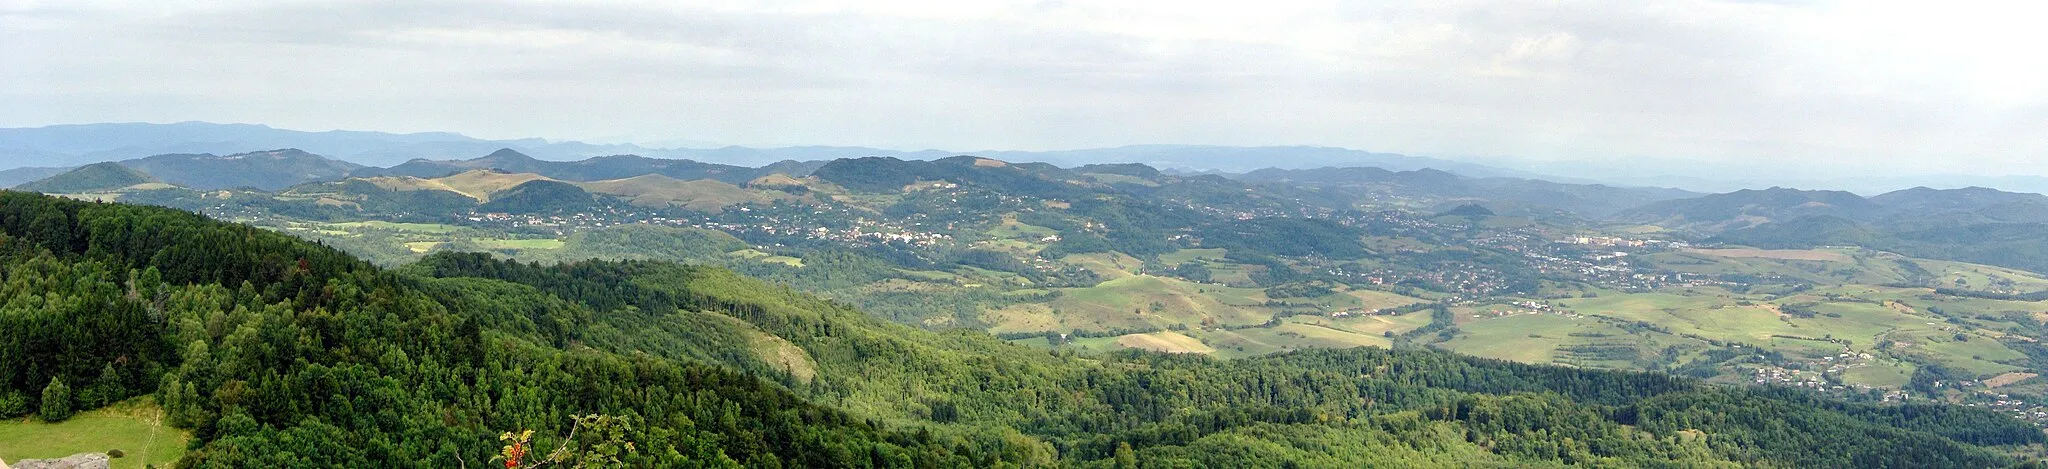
[3,0,2046,177]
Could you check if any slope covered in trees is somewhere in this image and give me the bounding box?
[414,252,2044,467]
[0,191,1010,466]
[12,162,158,193]
[0,191,2042,467]
[120,149,365,191]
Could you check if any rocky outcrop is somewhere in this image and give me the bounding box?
[8,453,111,469]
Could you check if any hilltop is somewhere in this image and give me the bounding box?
[12,162,159,193]
[1613,187,1882,233]
[577,174,791,211]
[119,148,362,190]
[357,148,774,185]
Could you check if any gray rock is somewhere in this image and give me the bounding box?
[9,453,111,469]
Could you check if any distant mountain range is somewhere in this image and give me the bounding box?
[354,148,817,185]
[1612,185,2048,273]
[19,140,2048,277]
[1616,186,2048,234]
[1233,167,1699,217]
[0,122,1543,179]
[8,144,1696,222]
[1,148,361,190]
[11,122,2048,194]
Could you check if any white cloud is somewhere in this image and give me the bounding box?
[1,0,2045,176]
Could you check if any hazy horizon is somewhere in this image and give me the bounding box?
[5,1,2047,181]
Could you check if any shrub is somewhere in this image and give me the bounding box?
[39,377,74,422]
[0,390,29,417]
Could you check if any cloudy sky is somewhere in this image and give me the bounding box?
[3,0,2045,176]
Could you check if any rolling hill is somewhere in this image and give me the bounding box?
[428,169,557,201]
[5,191,2036,466]
[117,148,363,190]
[358,148,773,184]
[12,162,159,193]
[1613,187,1884,233]
[327,170,793,213]
[0,166,73,189]
[476,179,596,214]
[1,122,1573,181]
[1236,167,1698,217]
[811,155,1098,198]
[574,174,789,211]
[1869,186,2048,216]
[1623,187,2048,275]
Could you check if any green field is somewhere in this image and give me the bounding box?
[986,216,1058,239]
[1840,362,1916,388]
[0,399,188,469]
[727,249,803,267]
[1049,275,1274,331]
[1114,331,1218,354]
[760,255,804,267]
[1896,330,2025,376]
[1194,329,1290,358]
[1200,323,1389,358]
[1643,249,1911,285]
[1438,314,1589,364]
[1157,248,1228,266]
[472,238,566,250]
[1063,252,1144,279]
[1328,288,1428,311]
[1297,311,1435,337]
[325,221,462,234]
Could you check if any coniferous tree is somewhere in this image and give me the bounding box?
[0,390,28,418]
[81,363,124,409]
[39,377,73,422]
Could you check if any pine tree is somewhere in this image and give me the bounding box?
[39,377,74,422]
[83,363,125,408]
[0,390,29,418]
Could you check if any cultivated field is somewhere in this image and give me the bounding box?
[1115,332,1217,354]
[1685,248,1852,262]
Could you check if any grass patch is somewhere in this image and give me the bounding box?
[326,221,461,234]
[760,256,804,267]
[1310,310,1436,336]
[1156,248,1228,266]
[984,303,1063,334]
[0,398,188,469]
[1840,362,1915,388]
[1115,332,1217,354]
[1050,275,1272,332]
[1063,252,1143,279]
[1437,314,1584,364]
[986,215,1058,239]
[1686,248,1853,262]
[472,238,566,250]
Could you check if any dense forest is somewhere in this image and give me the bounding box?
[1,191,2044,466]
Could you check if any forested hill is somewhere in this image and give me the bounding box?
[1,191,2043,466]
[0,191,1003,466]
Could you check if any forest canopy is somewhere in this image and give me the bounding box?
[0,191,2039,467]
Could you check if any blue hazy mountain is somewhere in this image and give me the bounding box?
[0,122,1537,179]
